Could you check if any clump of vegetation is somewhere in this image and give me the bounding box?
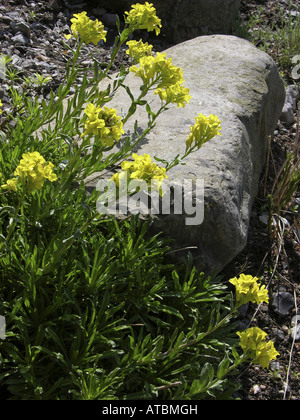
[0,3,279,400]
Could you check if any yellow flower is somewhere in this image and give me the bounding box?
[124,153,167,181]
[186,113,221,150]
[130,52,184,90]
[155,82,191,108]
[254,340,280,370]
[65,11,107,45]
[82,104,124,147]
[0,99,3,114]
[111,153,167,195]
[1,178,18,192]
[5,151,58,193]
[126,39,153,62]
[124,2,162,35]
[229,274,269,308]
[237,327,280,369]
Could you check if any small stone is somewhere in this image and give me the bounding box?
[281,324,289,334]
[251,384,261,395]
[22,59,37,70]
[11,32,29,45]
[280,85,299,125]
[101,13,118,28]
[259,213,269,225]
[272,327,285,341]
[271,291,295,316]
[10,20,31,38]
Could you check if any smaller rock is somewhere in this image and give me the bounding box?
[11,32,29,46]
[280,85,299,125]
[22,59,37,70]
[10,20,31,38]
[271,291,295,316]
[290,315,300,341]
[251,384,261,395]
[259,213,269,225]
[272,327,285,341]
[101,13,118,28]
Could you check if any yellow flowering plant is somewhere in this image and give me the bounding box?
[124,1,162,35]
[110,153,168,197]
[81,104,124,147]
[186,113,222,151]
[1,3,271,400]
[126,39,153,63]
[229,274,269,308]
[237,327,280,369]
[225,274,280,369]
[64,11,107,45]
[0,99,3,114]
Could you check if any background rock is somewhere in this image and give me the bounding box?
[89,35,285,274]
[85,0,241,43]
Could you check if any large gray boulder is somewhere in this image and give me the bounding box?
[89,35,285,274]
[91,0,241,43]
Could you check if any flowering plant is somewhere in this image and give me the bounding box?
[124,1,162,35]
[64,11,107,45]
[237,327,280,369]
[2,151,57,194]
[228,274,279,369]
[0,2,278,400]
[229,274,269,308]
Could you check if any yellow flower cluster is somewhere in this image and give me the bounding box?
[1,151,57,193]
[0,99,3,114]
[186,113,222,150]
[131,52,183,89]
[111,153,167,193]
[229,274,269,308]
[65,11,107,45]
[124,2,162,35]
[82,103,124,147]
[155,83,191,109]
[126,39,153,63]
[130,52,191,108]
[237,327,280,369]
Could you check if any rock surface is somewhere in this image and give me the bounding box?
[87,0,241,43]
[90,35,285,274]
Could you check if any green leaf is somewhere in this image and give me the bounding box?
[217,356,231,379]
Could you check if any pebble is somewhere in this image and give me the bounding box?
[101,13,118,27]
[10,20,31,38]
[11,33,29,46]
[271,291,295,316]
[251,384,261,395]
[280,85,299,125]
[271,327,285,341]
